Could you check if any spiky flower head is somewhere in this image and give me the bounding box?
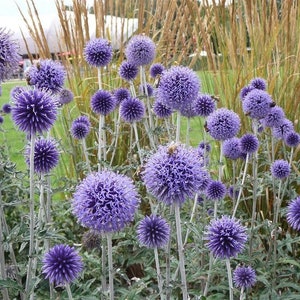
[11,89,57,135]
[250,77,267,90]
[42,244,83,286]
[120,97,145,123]
[270,159,290,180]
[157,66,200,110]
[150,63,165,78]
[137,215,170,248]
[193,94,216,117]
[71,116,91,140]
[205,215,248,259]
[198,141,211,153]
[222,137,242,160]
[240,85,254,101]
[0,28,20,82]
[84,38,113,67]
[119,61,139,81]
[72,170,140,233]
[91,90,116,116]
[233,265,257,289]
[287,196,300,231]
[26,138,59,174]
[58,88,74,105]
[262,106,285,128]
[205,180,227,202]
[113,87,130,105]
[2,103,11,114]
[153,100,173,118]
[206,108,241,140]
[272,118,294,139]
[27,59,66,93]
[142,143,206,205]
[125,35,156,66]
[284,131,300,148]
[240,133,259,154]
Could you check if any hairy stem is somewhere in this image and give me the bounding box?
[107,233,114,300]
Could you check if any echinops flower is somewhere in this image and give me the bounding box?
[205,180,227,201]
[120,97,145,123]
[91,90,116,116]
[239,133,259,154]
[42,244,83,285]
[205,215,247,259]
[240,85,254,101]
[193,94,216,117]
[233,265,257,289]
[206,108,241,140]
[271,159,290,179]
[262,106,285,128]
[284,131,300,148]
[71,117,91,140]
[137,215,170,248]
[287,196,300,231]
[113,88,130,105]
[2,103,11,114]
[119,61,139,81]
[150,63,165,78]
[272,118,294,139]
[58,88,74,105]
[84,38,113,67]
[250,77,267,90]
[222,137,242,160]
[153,100,173,118]
[72,170,140,233]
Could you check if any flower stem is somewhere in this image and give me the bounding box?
[97,115,103,172]
[97,68,102,90]
[107,233,114,300]
[154,247,164,299]
[133,122,143,164]
[82,138,92,173]
[186,117,190,146]
[226,259,234,300]
[65,283,74,300]
[176,113,181,143]
[240,287,245,300]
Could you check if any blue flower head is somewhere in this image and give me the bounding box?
[287,196,300,231]
[240,133,259,154]
[153,100,173,118]
[91,90,116,116]
[120,97,145,123]
[270,159,290,180]
[222,137,242,160]
[193,94,216,117]
[233,265,257,289]
[150,63,165,78]
[250,77,267,90]
[205,180,227,201]
[119,61,139,81]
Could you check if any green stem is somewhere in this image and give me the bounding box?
[107,233,114,300]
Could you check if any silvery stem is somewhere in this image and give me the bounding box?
[110,109,121,166]
[82,138,92,173]
[186,117,191,146]
[97,68,102,90]
[65,283,74,300]
[133,122,143,164]
[226,259,234,300]
[154,247,164,299]
[107,233,114,300]
[176,113,181,143]
[97,115,103,172]
[240,287,245,300]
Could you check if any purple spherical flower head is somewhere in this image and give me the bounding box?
[72,170,140,233]
[0,28,20,82]
[271,159,290,180]
[157,65,200,110]
[0,115,3,124]
[2,103,11,114]
[58,88,74,105]
[150,63,165,78]
[262,106,285,128]
[120,97,145,123]
[142,143,206,205]
[26,138,59,174]
[28,59,66,93]
[242,89,273,119]
[205,180,227,201]
[71,120,90,140]
[73,115,91,128]
[194,94,216,117]
[139,82,154,97]
[11,89,57,135]
[250,77,267,90]
[272,118,294,139]
[240,133,259,154]
[125,35,156,66]
[84,38,113,67]
[119,61,139,81]
[206,108,241,141]
[233,265,257,289]
[153,100,173,118]
[205,215,248,259]
[287,196,300,231]
[223,137,242,160]
[91,90,116,116]
[284,131,300,147]
[137,215,170,248]
[42,244,83,286]
[113,88,130,106]
[240,85,254,101]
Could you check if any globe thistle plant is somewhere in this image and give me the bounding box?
[284,131,300,147]
[91,90,116,116]
[240,133,259,154]
[262,106,285,128]
[270,159,291,180]
[272,118,294,139]
[193,94,216,117]
[119,61,139,81]
[2,103,11,114]
[71,117,91,140]
[287,196,300,231]
[120,97,145,123]
[233,265,257,289]
[153,100,173,118]
[58,88,74,105]
[139,82,154,97]
[205,180,227,202]
[150,63,165,78]
[10,86,26,100]
[222,137,242,160]
[250,77,267,90]
[240,85,254,101]
[113,87,130,105]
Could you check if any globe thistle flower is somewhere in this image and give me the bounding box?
[142,143,206,205]
[2,103,11,114]
[242,89,273,119]
[10,86,26,101]
[125,35,156,66]
[73,115,91,128]
[0,28,20,82]
[284,131,300,148]
[72,170,140,233]
[193,94,216,117]
[240,85,254,101]
[120,97,145,123]
[71,119,91,140]
[250,77,267,90]
[287,196,300,231]
[27,59,66,93]
[153,100,173,118]
[137,215,170,248]
[262,106,285,128]
[26,138,59,174]
[42,244,83,286]
[84,38,113,67]
[205,180,227,202]
[139,82,154,97]
[206,108,241,141]
[113,87,130,105]
[205,215,248,259]
[91,90,116,116]
[233,265,257,289]
[82,230,101,251]
[150,63,165,78]
[157,65,200,110]
[119,61,139,81]
[58,88,74,105]
[222,137,242,160]
[272,118,294,139]
[240,133,259,154]
[270,159,290,180]
[11,89,57,135]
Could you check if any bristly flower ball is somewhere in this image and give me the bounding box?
[119,61,139,81]
[205,215,248,259]
[26,138,59,174]
[250,77,267,90]
[157,66,200,110]
[42,244,83,286]
[239,133,259,154]
[142,143,206,205]
[113,87,130,106]
[2,103,11,114]
[137,215,170,248]
[272,118,294,139]
[270,159,290,180]
[91,90,116,116]
[72,170,140,233]
[125,35,156,66]
[240,85,254,101]
[153,100,173,118]
[262,106,285,128]
[11,89,57,135]
[223,137,242,160]
[206,108,241,140]
[71,116,91,140]
[150,63,165,78]
[27,59,66,93]
[84,38,113,67]
[233,265,257,289]
[58,88,74,105]
[287,196,300,231]
[120,97,145,123]
[205,180,227,202]
[284,131,300,148]
[193,94,216,117]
